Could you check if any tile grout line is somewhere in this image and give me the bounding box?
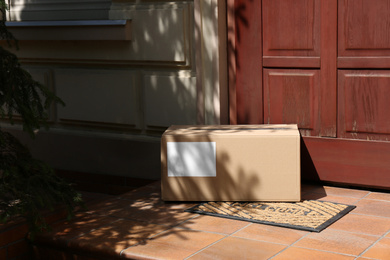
[170,214,201,228]
[182,222,253,259]
[266,216,381,259]
[354,191,372,204]
[355,228,390,258]
[363,198,390,202]
[118,222,180,257]
[183,235,230,260]
[290,245,359,258]
[229,225,307,247]
[325,227,382,238]
[267,231,312,259]
[303,193,372,205]
[350,212,390,220]
[229,222,253,236]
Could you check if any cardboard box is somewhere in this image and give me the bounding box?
[161,124,300,201]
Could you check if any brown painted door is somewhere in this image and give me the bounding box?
[262,0,337,138]
[338,0,390,142]
[229,0,390,188]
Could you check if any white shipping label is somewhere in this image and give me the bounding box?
[167,142,216,177]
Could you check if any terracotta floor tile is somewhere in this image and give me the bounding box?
[122,197,196,211]
[312,186,370,199]
[119,192,162,203]
[36,214,119,247]
[119,182,161,201]
[353,199,390,218]
[188,236,286,260]
[112,203,197,226]
[84,197,132,216]
[95,200,152,220]
[294,229,378,256]
[362,237,390,259]
[302,192,360,205]
[232,223,308,245]
[329,213,390,236]
[119,196,163,206]
[31,185,390,260]
[99,196,165,215]
[121,227,225,260]
[365,192,390,202]
[272,247,355,260]
[177,215,249,234]
[69,219,170,258]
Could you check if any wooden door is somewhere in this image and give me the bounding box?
[338,0,390,141]
[262,1,320,133]
[228,0,390,188]
[262,0,336,137]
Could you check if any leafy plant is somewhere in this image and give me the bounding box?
[0,1,83,235]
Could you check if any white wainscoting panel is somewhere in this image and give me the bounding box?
[144,75,197,127]
[56,69,138,127]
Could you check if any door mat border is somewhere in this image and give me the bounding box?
[185,200,356,232]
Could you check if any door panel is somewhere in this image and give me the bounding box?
[338,0,390,141]
[338,0,390,68]
[263,0,320,58]
[338,70,390,140]
[264,69,320,136]
[263,0,321,68]
[262,0,336,137]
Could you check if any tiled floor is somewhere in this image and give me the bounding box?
[33,182,390,260]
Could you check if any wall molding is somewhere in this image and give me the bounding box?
[8,0,112,21]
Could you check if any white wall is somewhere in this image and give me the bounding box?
[4,0,227,179]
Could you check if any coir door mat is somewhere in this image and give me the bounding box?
[185,200,356,232]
